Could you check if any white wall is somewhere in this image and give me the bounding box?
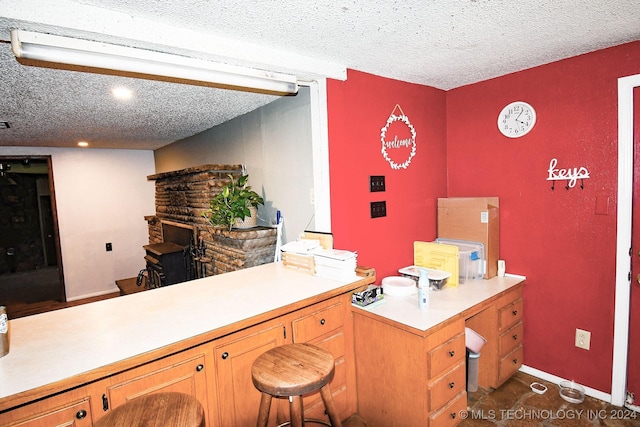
[0,147,156,300]
[154,87,315,244]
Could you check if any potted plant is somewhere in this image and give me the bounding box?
[203,174,264,230]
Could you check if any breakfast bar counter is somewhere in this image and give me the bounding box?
[0,262,373,421]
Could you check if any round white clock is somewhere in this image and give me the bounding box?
[497,101,536,138]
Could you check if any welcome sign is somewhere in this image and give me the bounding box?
[380,104,416,169]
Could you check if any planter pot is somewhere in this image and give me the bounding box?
[234,206,258,229]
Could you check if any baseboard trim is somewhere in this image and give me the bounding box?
[66,287,119,302]
[519,365,613,404]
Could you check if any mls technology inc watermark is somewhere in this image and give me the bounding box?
[458,408,638,421]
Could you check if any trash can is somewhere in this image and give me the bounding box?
[466,350,481,392]
[465,327,487,392]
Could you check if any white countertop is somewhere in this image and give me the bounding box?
[353,274,526,332]
[0,262,364,406]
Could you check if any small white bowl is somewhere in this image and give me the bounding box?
[559,380,585,403]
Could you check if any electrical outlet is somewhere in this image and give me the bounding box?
[370,201,386,218]
[370,176,386,192]
[575,328,591,350]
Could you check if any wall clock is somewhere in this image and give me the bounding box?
[497,101,536,138]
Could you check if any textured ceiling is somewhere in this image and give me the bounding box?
[1,0,639,150]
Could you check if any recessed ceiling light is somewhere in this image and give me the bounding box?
[111,86,133,100]
[77,141,89,147]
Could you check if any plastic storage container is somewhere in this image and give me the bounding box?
[435,238,485,284]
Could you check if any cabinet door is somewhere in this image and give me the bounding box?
[214,321,284,427]
[102,349,209,424]
[0,389,92,427]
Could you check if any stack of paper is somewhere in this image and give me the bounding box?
[280,239,321,255]
[313,248,358,281]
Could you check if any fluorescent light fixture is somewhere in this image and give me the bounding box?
[10,29,299,95]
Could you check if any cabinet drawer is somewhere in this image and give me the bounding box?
[429,391,467,427]
[499,345,523,383]
[499,321,523,356]
[428,333,465,379]
[292,302,344,343]
[498,298,523,331]
[428,361,466,411]
[302,357,347,415]
[1,397,92,427]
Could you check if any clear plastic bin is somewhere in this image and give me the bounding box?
[435,238,485,283]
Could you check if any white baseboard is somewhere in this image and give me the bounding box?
[66,287,119,302]
[519,365,613,405]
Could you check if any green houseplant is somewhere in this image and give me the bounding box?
[203,174,264,230]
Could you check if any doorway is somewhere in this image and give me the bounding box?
[614,74,640,408]
[0,156,65,312]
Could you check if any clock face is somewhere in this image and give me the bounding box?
[498,101,536,138]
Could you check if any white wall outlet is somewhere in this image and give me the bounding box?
[575,328,591,350]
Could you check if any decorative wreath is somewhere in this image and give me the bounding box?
[380,109,417,170]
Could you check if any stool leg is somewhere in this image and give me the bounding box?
[256,392,272,427]
[288,395,304,427]
[319,385,343,427]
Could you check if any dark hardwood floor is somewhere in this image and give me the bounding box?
[0,267,118,319]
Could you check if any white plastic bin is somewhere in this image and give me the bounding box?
[467,350,481,392]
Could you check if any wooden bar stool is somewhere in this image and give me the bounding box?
[94,392,204,427]
[251,343,343,427]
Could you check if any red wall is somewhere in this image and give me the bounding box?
[327,42,640,394]
[327,70,447,279]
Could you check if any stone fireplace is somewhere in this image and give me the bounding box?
[145,164,277,279]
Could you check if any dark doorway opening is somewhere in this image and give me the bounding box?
[0,156,65,315]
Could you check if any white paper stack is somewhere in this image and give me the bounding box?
[312,248,358,281]
[280,239,321,255]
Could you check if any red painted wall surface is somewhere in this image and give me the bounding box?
[327,43,640,394]
[446,42,640,393]
[327,70,447,279]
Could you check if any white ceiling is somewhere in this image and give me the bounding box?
[1,0,639,150]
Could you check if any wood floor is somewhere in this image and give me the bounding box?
[0,267,118,319]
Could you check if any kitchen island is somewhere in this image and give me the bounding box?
[0,262,373,426]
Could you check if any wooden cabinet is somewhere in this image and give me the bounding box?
[353,312,466,427]
[210,293,355,427]
[212,320,285,427]
[465,283,524,389]
[289,294,356,424]
[93,345,211,425]
[0,387,92,426]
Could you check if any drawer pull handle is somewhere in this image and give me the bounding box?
[513,334,518,340]
[320,318,326,325]
[196,364,204,371]
[450,412,456,419]
[221,352,229,360]
[449,350,455,357]
[512,309,518,316]
[449,382,455,389]
[76,409,87,420]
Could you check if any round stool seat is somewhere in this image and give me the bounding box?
[251,343,342,427]
[94,392,204,427]
[252,343,335,396]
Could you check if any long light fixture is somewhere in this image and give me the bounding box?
[10,29,299,95]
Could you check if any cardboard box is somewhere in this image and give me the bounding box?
[437,197,499,279]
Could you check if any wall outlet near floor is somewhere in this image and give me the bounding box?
[575,328,591,350]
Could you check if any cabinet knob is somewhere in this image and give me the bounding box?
[512,309,518,316]
[76,409,87,420]
[513,358,518,364]
[221,352,229,360]
[449,382,455,389]
[450,412,456,419]
[513,334,518,340]
[196,364,204,371]
[320,318,326,325]
[449,350,455,357]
